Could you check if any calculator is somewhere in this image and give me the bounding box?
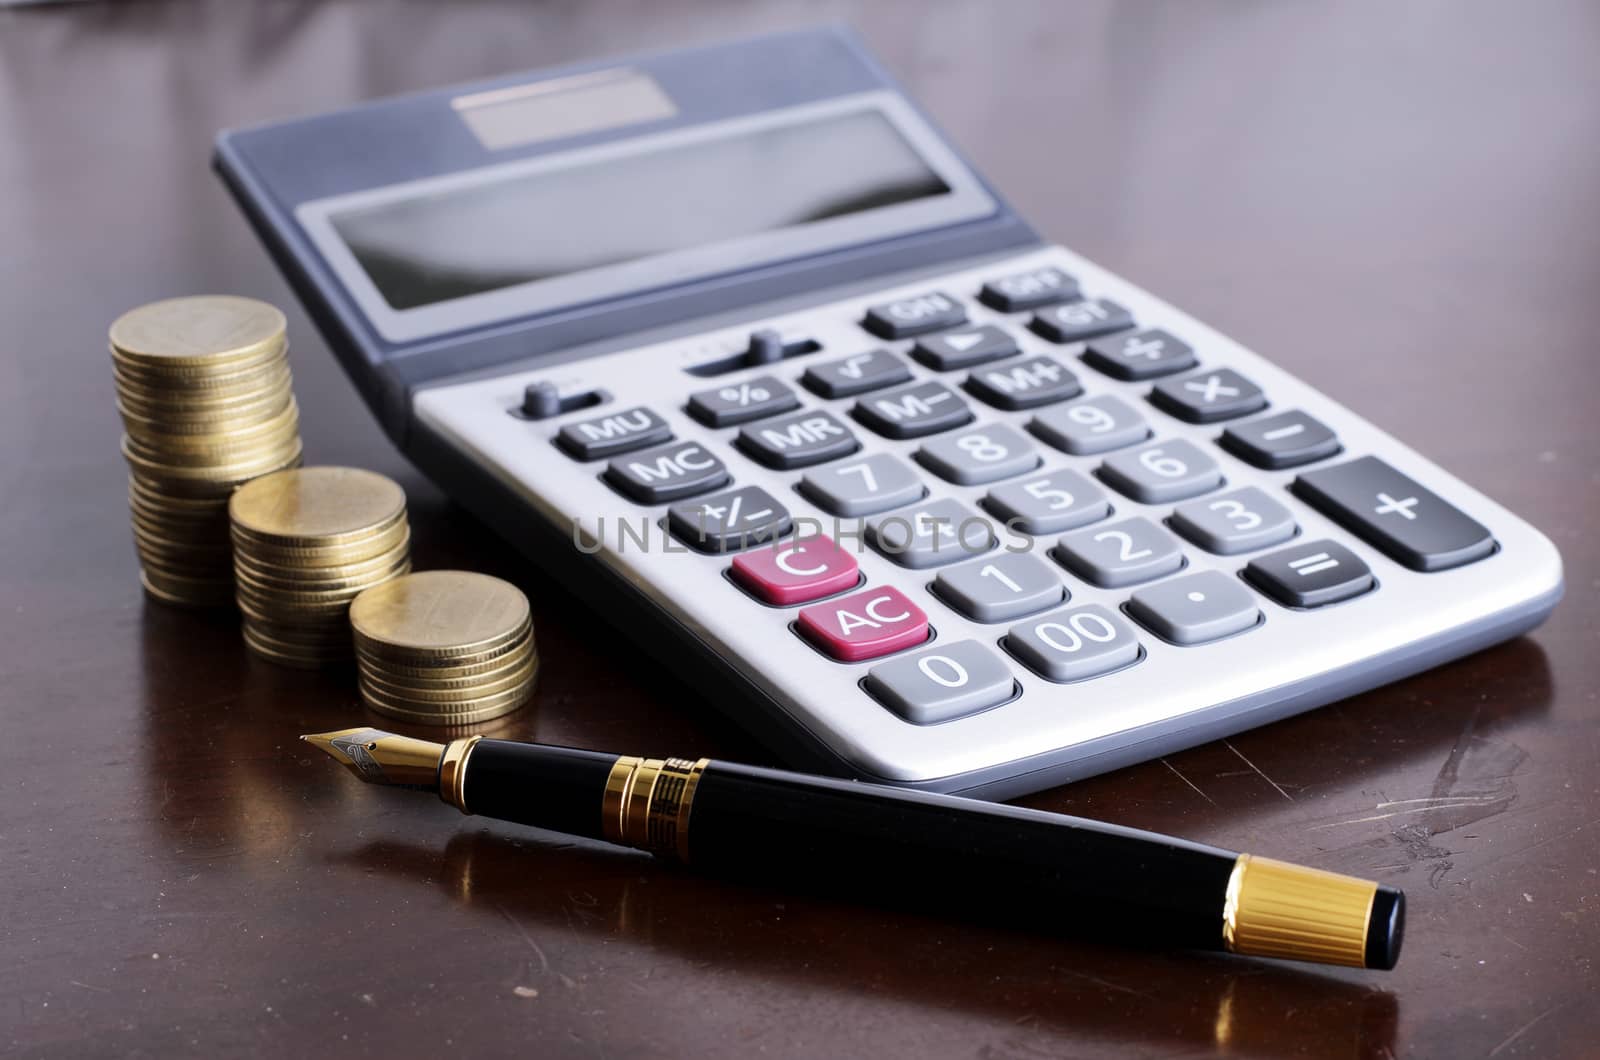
[215,26,1562,798]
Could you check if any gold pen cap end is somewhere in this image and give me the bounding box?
[1223,854,1405,969]
[301,727,447,789]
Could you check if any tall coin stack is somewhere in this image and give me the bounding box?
[228,466,411,667]
[349,571,538,726]
[111,296,303,607]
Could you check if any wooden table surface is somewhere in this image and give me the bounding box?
[4,2,1597,1057]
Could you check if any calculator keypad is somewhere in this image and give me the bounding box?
[1055,516,1185,587]
[865,640,1016,724]
[557,406,672,460]
[1292,456,1495,572]
[853,380,974,439]
[862,291,967,339]
[868,498,995,569]
[1170,486,1297,555]
[979,265,1079,312]
[911,324,1019,371]
[1219,410,1342,469]
[802,349,911,398]
[915,423,1040,485]
[735,409,859,470]
[1030,395,1150,455]
[1005,604,1141,683]
[667,485,792,553]
[965,356,1081,410]
[1243,540,1374,608]
[730,535,859,605]
[1083,328,1197,381]
[604,440,729,503]
[797,585,929,661]
[933,552,1065,623]
[688,375,799,427]
[983,468,1109,535]
[1099,439,1222,504]
[799,453,925,517]
[1126,570,1261,645]
[1148,368,1267,424]
[1031,298,1134,343]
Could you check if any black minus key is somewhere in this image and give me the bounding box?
[1220,410,1341,469]
[1291,456,1495,572]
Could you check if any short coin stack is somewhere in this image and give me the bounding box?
[228,466,411,667]
[349,570,537,726]
[111,296,302,607]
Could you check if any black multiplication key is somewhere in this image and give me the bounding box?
[1244,540,1375,608]
[911,324,1018,371]
[979,266,1079,312]
[965,355,1082,410]
[1291,456,1495,572]
[556,406,672,460]
[853,380,973,439]
[1030,298,1134,343]
[1082,328,1197,381]
[1148,368,1267,423]
[1219,410,1341,469]
[604,440,730,504]
[862,291,966,339]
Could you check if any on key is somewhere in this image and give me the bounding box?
[1291,456,1495,572]
[797,586,929,662]
[862,291,967,339]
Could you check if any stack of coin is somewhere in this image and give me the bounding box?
[228,466,411,667]
[349,570,537,726]
[112,296,303,607]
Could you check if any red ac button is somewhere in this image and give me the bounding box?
[797,586,929,662]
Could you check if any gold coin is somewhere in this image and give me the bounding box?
[118,394,297,441]
[359,673,535,725]
[129,480,230,513]
[121,433,303,481]
[236,595,354,631]
[231,524,410,572]
[348,571,531,661]
[229,466,407,547]
[112,357,290,400]
[234,561,410,605]
[128,470,247,501]
[234,554,412,596]
[242,622,349,669]
[354,626,533,678]
[140,568,235,608]
[123,425,301,471]
[360,653,540,701]
[109,296,286,368]
[244,616,358,648]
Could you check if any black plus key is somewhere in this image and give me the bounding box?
[911,324,1019,371]
[801,349,911,398]
[686,375,799,427]
[965,355,1081,410]
[667,485,793,553]
[736,409,859,469]
[1291,456,1496,572]
[556,406,672,460]
[853,380,974,439]
[979,266,1079,312]
[1148,368,1267,423]
[1030,298,1134,343]
[862,291,967,339]
[604,440,730,504]
[1082,328,1197,381]
[1220,410,1341,469]
[1244,540,1375,608]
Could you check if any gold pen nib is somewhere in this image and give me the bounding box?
[301,727,447,790]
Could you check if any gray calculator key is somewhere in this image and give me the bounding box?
[1031,298,1134,343]
[983,469,1110,535]
[1082,328,1197,381]
[1219,410,1341,470]
[604,440,730,504]
[1099,439,1223,504]
[1126,571,1262,646]
[735,409,858,470]
[1148,368,1267,424]
[1170,486,1297,555]
[915,423,1040,486]
[853,380,974,439]
[911,324,1019,371]
[865,640,1016,725]
[933,552,1065,623]
[799,453,925,517]
[1244,540,1375,608]
[687,375,800,427]
[965,356,1082,411]
[1029,395,1149,455]
[862,291,967,339]
[1054,516,1184,587]
[979,265,1079,312]
[1006,604,1141,683]
[868,498,996,569]
[1291,456,1495,572]
[666,486,792,553]
[556,406,672,460]
[802,349,911,399]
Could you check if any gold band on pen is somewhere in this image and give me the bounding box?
[439,736,482,813]
[602,755,710,861]
[1222,853,1377,967]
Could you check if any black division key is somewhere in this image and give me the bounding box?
[556,406,672,460]
[801,349,911,398]
[1148,368,1267,423]
[1220,410,1341,470]
[911,324,1018,371]
[965,355,1082,410]
[1291,456,1496,572]
[736,409,859,470]
[1244,540,1375,608]
[1031,298,1134,343]
[1082,328,1197,381]
[862,291,967,339]
[605,440,730,504]
[979,265,1079,312]
[853,380,974,439]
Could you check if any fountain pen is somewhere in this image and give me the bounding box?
[303,727,1404,970]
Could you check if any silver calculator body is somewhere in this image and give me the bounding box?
[216,27,1562,799]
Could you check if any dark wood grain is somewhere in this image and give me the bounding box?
[3,2,1597,1057]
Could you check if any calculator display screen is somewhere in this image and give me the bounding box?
[329,109,952,311]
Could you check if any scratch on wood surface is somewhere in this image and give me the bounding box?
[1488,1002,1566,1056]
[496,902,551,973]
[1223,741,1294,802]
[1161,759,1216,806]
